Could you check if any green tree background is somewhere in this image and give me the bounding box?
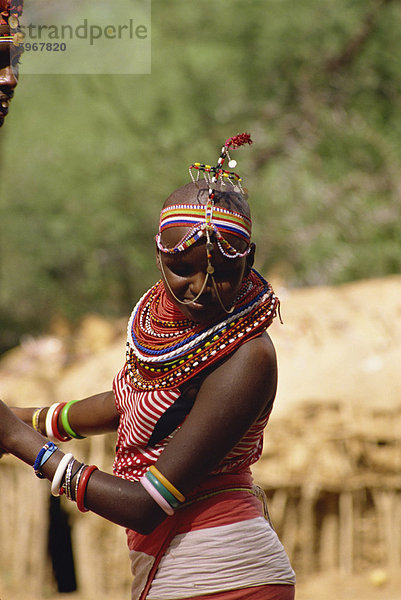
[1,0,400,352]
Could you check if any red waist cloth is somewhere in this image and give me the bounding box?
[127,471,269,600]
[127,470,260,550]
[186,585,295,600]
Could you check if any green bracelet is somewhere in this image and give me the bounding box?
[145,470,181,509]
[61,400,86,440]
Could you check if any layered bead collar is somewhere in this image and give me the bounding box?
[125,269,279,391]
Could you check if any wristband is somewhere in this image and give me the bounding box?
[145,470,181,509]
[51,402,71,442]
[45,403,60,440]
[140,475,174,516]
[60,400,86,440]
[74,464,86,503]
[32,407,45,432]
[33,441,58,479]
[51,452,74,496]
[149,465,185,502]
[76,465,98,512]
[64,457,75,500]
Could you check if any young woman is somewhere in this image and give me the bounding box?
[0,135,296,599]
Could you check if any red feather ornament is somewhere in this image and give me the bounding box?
[225,132,253,149]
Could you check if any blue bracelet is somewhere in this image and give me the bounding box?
[33,441,58,479]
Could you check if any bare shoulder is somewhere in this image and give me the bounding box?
[210,331,276,387]
[234,331,277,370]
[199,331,277,416]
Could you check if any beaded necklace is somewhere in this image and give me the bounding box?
[126,269,279,391]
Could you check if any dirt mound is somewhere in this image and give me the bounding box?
[269,274,401,415]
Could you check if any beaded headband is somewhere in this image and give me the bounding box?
[156,204,252,258]
[156,133,253,259]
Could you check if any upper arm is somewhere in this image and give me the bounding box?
[155,332,277,494]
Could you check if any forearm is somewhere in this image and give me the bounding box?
[3,408,164,535]
[9,391,119,439]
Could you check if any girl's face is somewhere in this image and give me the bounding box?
[156,226,254,324]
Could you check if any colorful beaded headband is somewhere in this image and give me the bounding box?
[156,204,252,258]
[156,133,253,259]
[0,0,24,44]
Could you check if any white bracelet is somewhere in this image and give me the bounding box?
[45,403,60,440]
[51,453,74,496]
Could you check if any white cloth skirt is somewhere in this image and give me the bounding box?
[146,516,296,600]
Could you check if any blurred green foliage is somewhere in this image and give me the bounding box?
[1,0,401,351]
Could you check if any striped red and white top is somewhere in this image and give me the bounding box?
[112,365,272,482]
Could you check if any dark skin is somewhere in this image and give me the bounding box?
[0,183,277,535]
[0,24,22,127]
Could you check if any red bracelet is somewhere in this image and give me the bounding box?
[76,465,98,513]
[51,402,71,442]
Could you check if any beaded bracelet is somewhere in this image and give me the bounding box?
[149,465,185,502]
[51,452,74,496]
[145,470,181,509]
[65,462,82,501]
[140,475,174,516]
[76,464,98,512]
[45,403,61,440]
[51,402,72,442]
[64,457,75,500]
[33,442,58,479]
[32,407,45,433]
[60,400,86,440]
